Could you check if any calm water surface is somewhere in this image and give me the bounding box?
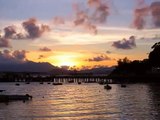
[0,82,160,120]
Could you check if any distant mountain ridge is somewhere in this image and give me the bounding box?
[0,61,56,72]
[78,67,115,75]
[0,61,114,75]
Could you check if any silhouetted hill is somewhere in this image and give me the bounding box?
[0,61,58,72]
[109,42,160,83]
[78,66,115,75]
[0,59,114,75]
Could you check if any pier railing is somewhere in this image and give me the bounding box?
[0,73,113,83]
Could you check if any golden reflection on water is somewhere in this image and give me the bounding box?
[0,83,159,120]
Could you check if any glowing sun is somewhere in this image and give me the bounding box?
[51,54,79,67]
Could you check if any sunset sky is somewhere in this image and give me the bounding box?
[0,0,160,69]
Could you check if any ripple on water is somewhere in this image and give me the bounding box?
[0,83,160,120]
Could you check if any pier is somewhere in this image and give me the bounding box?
[0,72,114,83]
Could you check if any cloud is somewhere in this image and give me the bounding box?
[133,7,149,29]
[106,50,112,54]
[14,33,26,39]
[4,26,16,39]
[0,37,11,48]
[73,3,88,26]
[0,26,16,48]
[12,50,27,61]
[88,0,110,23]
[86,54,111,62]
[22,18,50,39]
[53,16,65,25]
[0,50,27,63]
[112,36,136,49]
[38,55,44,59]
[84,22,97,34]
[132,1,160,29]
[0,18,51,48]
[72,0,112,34]
[39,47,52,52]
[1,25,25,41]
[73,3,97,34]
[133,0,149,29]
[150,2,160,27]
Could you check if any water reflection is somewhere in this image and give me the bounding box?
[0,83,160,120]
[148,84,160,120]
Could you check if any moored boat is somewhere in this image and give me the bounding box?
[121,84,126,88]
[15,83,20,86]
[78,82,81,84]
[40,82,43,84]
[104,84,112,90]
[0,94,32,103]
[52,83,63,85]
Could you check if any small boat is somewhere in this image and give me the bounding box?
[121,84,126,88]
[0,90,5,92]
[25,82,30,84]
[15,83,20,86]
[104,84,112,90]
[52,83,63,85]
[78,82,81,84]
[0,94,32,103]
[40,82,43,84]
[47,82,51,84]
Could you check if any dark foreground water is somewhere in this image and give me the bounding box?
[0,82,160,120]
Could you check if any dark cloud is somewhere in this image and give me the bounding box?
[0,50,27,63]
[73,3,97,34]
[86,54,111,62]
[112,36,136,49]
[133,0,149,29]
[106,50,112,54]
[12,50,27,61]
[38,55,44,59]
[0,26,24,48]
[4,26,16,39]
[1,49,12,59]
[0,37,11,48]
[132,1,160,29]
[89,0,109,23]
[133,7,149,29]
[150,2,160,27]
[14,33,26,39]
[73,3,88,26]
[0,26,16,48]
[39,47,52,52]
[0,18,51,48]
[84,22,97,34]
[72,0,112,34]
[22,18,50,39]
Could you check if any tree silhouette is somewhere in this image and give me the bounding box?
[149,42,160,67]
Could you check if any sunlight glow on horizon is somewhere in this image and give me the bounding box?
[49,54,81,67]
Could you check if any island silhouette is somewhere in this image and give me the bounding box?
[109,41,160,83]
